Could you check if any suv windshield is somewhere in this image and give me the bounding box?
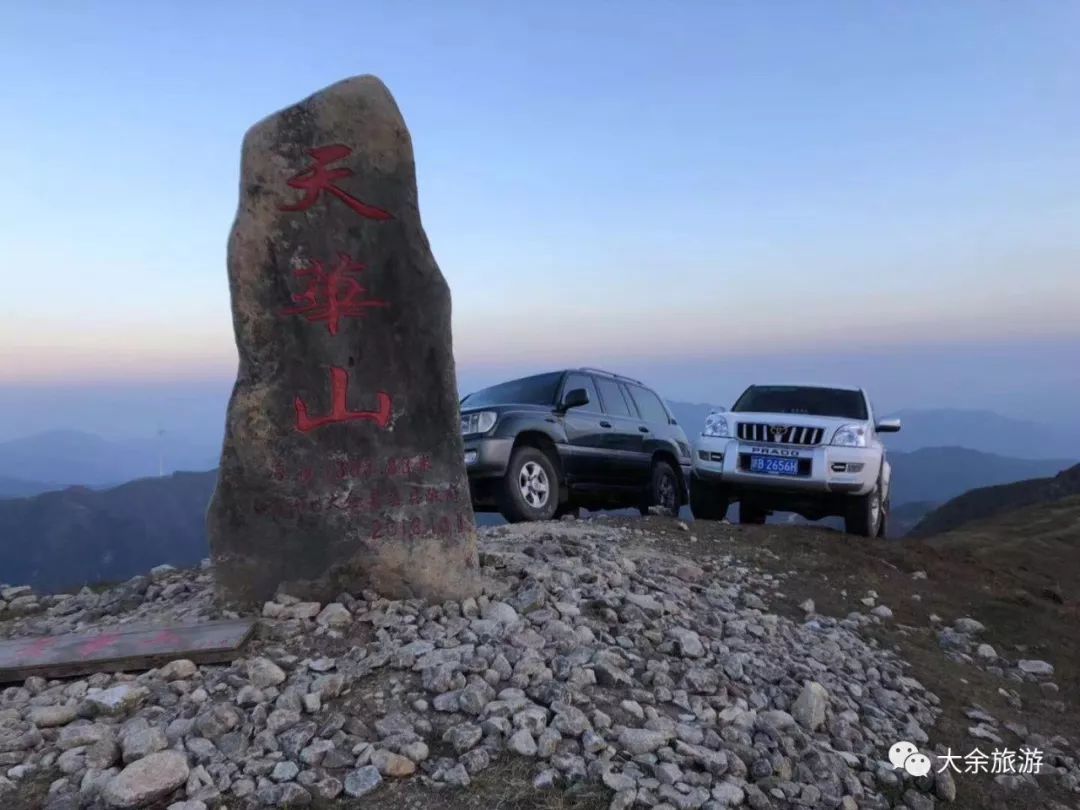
[732,385,867,420]
[461,372,564,408]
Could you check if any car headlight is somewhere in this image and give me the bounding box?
[832,424,867,447]
[702,412,730,438]
[461,411,497,435]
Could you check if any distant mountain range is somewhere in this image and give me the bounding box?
[0,430,221,493]
[2,405,1076,498]
[909,463,1080,538]
[0,475,60,499]
[3,444,1076,591]
[887,447,1073,505]
[0,471,217,592]
[666,403,1080,460]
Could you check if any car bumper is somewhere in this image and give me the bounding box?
[691,437,879,496]
[462,437,515,478]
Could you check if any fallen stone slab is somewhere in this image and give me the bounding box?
[0,619,254,684]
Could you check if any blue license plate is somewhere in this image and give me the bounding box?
[749,455,800,476]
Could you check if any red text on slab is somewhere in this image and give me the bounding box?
[77,633,121,658]
[295,366,392,433]
[18,637,56,661]
[139,630,184,649]
[281,253,388,336]
[279,145,393,221]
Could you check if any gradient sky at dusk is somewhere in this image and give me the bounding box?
[1,2,1078,436]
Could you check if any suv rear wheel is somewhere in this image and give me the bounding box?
[640,460,679,516]
[497,446,560,523]
[690,479,729,521]
[845,475,884,537]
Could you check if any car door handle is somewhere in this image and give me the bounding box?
[638,426,650,433]
[599,421,612,428]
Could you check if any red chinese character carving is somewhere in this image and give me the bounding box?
[18,637,56,660]
[279,145,393,221]
[295,366,392,433]
[281,253,388,336]
[78,632,121,658]
[139,630,183,649]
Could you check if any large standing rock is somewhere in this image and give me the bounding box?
[208,75,479,604]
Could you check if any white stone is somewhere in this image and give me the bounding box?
[954,617,985,634]
[1018,659,1054,676]
[481,601,520,625]
[315,603,352,628]
[158,660,198,681]
[28,705,77,728]
[507,729,537,756]
[617,728,671,754]
[792,681,829,731]
[85,685,148,716]
[246,657,287,688]
[102,751,189,808]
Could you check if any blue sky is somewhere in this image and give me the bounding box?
[1,2,1078,433]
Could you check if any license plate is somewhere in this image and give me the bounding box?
[749,455,800,476]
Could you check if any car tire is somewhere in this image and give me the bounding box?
[690,479,729,521]
[641,460,680,517]
[877,494,890,538]
[497,446,560,523]
[845,474,884,538]
[739,503,767,525]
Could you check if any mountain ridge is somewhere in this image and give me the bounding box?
[910,463,1080,538]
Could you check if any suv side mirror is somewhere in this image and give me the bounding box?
[559,388,590,412]
[875,418,901,433]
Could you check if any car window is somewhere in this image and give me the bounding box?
[731,386,868,420]
[596,377,633,417]
[561,373,602,413]
[628,385,670,425]
[461,372,564,408]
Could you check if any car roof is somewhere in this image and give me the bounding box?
[571,367,646,386]
[744,382,864,393]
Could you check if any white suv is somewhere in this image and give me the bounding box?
[689,384,900,536]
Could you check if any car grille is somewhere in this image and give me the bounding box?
[737,423,824,446]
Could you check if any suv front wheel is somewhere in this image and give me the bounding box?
[845,475,884,537]
[690,479,729,521]
[497,446,560,523]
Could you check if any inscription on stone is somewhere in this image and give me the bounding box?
[207,76,479,603]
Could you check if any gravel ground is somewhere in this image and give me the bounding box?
[0,517,1076,809]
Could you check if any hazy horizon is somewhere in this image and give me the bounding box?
[2,3,1078,436]
[3,335,1079,445]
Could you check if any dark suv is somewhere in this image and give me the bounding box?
[460,369,692,522]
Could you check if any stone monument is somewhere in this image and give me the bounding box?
[208,75,479,604]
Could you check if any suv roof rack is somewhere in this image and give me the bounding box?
[577,367,644,385]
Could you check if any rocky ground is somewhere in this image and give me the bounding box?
[0,516,1077,810]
